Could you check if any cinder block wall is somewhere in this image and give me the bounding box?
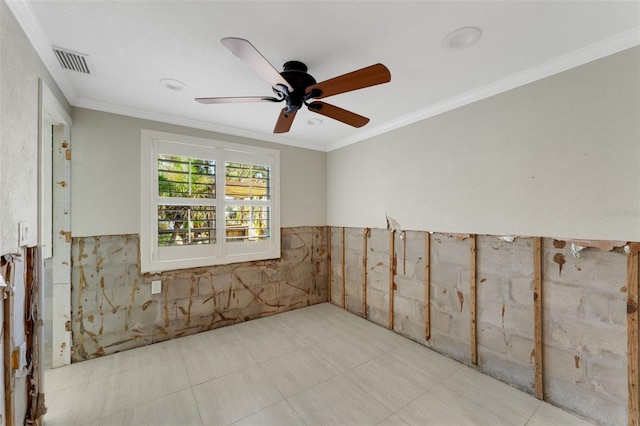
[70,226,328,361]
[331,227,629,426]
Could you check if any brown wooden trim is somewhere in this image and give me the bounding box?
[362,228,369,318]
[389,230,395,330]
[627,246,640,425]
[470,234,478,365]
[533,237,544,400]
[3,256,15,426]
[341,227,346,308]
[425,231,431,340]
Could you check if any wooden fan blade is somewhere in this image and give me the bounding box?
[305,63,390,99]
[195,96,280,104]
[308,101,369,128]
[273,108,297,133]
[221,37,293,92]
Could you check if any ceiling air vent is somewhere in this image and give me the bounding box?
[52,46,93,75]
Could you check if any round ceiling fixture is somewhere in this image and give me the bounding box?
[307,118,323,126]
[160,78,187,91]
[442,27,482,50]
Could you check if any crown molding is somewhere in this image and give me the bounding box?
[327,28,640,152]
[73,98,327,152]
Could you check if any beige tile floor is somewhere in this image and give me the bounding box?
[44,303,594,426]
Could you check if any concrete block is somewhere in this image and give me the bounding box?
[546,378,625,426]
[545,316,625,357]
[509,334,535,366]
[544,345,586,384]
[434,240,470,267]
[585,291,626,326]
[478,324,509,354]
[395,276,423,302]
[502,304,533,337]
[588,354,627,400]
[510,277,533,306]
[430,263,461,289]
[544,282,584,316]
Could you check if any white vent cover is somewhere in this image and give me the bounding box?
[52,46,93,75]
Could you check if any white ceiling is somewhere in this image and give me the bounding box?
[8,1,640,151]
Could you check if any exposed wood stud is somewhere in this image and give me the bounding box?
[534,237,545,400]
[327,227,332,303]
[362,228,369,318]
[425,231,431,340]
[389,230,395,330]
[3,257,15,426]
[341,227,346,308]
[403,231,407,275]
[470,234,478,365]
[627,245,640,425]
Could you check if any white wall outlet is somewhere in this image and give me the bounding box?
[151,280,162,294]
[18,222,29,247]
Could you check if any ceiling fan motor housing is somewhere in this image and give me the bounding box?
[280,61,317,113]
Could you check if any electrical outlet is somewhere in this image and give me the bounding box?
[18,222,29,247]
[151,280,162,294]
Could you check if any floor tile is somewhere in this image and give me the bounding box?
[443,368,540,424]
[193,365,283,425]
[43,303,595,426]
[260,346,340,397]
[45,355,112,393]
[179,325,240,355]
[347,353,437,411]
[184,339,256,385]
[312,335,384,372]
[99,388,202,426]
[240,328,307,363]
[396,383,515,426]
[386,341,461,382]
[231,400,304,426]
[110,339,182,375]
[377,414,410,426]
[44,378,108,426]
[102,357,191,416]
[527,402,594,426]
[288,374,392,425]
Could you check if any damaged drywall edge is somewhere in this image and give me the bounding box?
[498,236,518,243]
[571,243,586,258]
[385,214,404,239]
[566,239,626,252]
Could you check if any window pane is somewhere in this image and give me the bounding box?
[225,206,270,242]
[225,162,269,200]
[158,205,216,246]
[158,155,215,199]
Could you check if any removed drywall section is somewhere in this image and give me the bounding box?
[70,227,327,361]
[327,46,640,241]
[334,226,630,425]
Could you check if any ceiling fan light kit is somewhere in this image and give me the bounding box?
[195,37,391,134]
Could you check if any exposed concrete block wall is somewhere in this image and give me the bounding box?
[333,227,629,426]
[70,226,328,362]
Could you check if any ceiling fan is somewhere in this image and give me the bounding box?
[196,38,391,134]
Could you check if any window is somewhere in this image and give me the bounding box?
[141,130,280,272]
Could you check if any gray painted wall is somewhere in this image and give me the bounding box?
[70,107,327,237]
[327,47,640,241]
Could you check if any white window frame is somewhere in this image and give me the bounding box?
[141,130,280,273]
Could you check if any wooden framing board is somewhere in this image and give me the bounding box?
[628,245,639,425]
[327,227,332,303]
[341,227,346,308]
[533,237,544,400]
[2,257,15,426]
[470,234,478,365]
[425,232,431,340]
[389,230,395,330]
[362,228,369,318]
